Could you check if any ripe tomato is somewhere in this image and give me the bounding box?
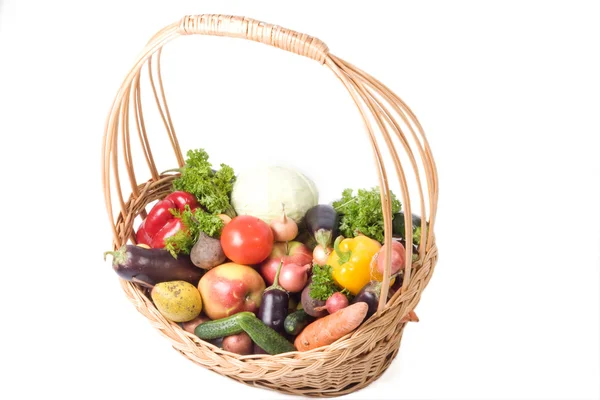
[220,215,274,265]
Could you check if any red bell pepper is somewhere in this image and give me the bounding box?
[135,191,199,248]
[135,221,152,245]
[150,218,185,248]
[164,191,199,213]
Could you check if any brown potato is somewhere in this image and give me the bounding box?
[181,314,210,334]
[222,332,252,355]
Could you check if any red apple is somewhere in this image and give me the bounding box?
[258,241,313,285]
[198,262,266,320]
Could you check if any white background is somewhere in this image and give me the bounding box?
[1,1,599,399]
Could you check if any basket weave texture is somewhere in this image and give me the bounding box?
[102,14,439,397]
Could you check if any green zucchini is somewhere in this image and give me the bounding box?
[284,309,313,336]
[237,315,296,355]
[194,312,252,340]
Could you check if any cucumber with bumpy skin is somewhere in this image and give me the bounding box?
[194,312,251,340]
[237,315,296,355]
[195,312,296,354]
[284,309,314,336]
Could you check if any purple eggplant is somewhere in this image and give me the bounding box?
[104,244,204,286]
[305,204,339,249]
[257,261,289,333]
[351,281,383,321]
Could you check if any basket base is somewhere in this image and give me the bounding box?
[113,186,438,398]
[173,323,405,397]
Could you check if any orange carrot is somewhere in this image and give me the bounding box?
[294,302,368,351]
[400,310,419,323]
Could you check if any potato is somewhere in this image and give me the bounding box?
[181,314,210,334]
[222,332,252,355]
[191,231,226,270]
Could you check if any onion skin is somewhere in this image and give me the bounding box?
[270,212,298,242]
[278,263,310,293]
[373,240,406,276]
[218,214,232,225]
[312,245,331,266]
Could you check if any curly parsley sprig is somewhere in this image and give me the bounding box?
[172,149,237,217]
[332,187,401,243]
[309,264,350,301]
[164,206,224,258]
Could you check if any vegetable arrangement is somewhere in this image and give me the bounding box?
[105,148,422,356]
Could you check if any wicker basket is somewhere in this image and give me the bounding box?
[102,14,439,397]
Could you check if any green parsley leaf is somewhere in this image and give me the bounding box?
[172,149,237,217]
[164,229,194,258]
[309,264,348,301]
[332,187,402,243]
[164,206,224,258]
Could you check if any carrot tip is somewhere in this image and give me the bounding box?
[401,310,419,323]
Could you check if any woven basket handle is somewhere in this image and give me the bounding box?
[105,15,439,315]
[178,14,329,63]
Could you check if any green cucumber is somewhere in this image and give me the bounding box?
[194,312,252,340]
[284,309,313,336]
[194,312,296,355]
[237,315,296,355]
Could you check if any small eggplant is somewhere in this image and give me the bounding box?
[390,274,404,296]
[257,261,289,333]
[305,205,339,249]
[392,212,425,245]
[104,244,204,286]
[351,281,383,321]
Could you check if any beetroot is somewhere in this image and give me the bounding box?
[301,283,327,318]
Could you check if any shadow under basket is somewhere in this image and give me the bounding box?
[102,14,439,398]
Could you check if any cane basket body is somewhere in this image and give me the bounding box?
[102,14,439,397]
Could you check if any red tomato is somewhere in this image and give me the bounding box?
[220,215,274,265]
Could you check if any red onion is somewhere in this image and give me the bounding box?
[278,263,311,293]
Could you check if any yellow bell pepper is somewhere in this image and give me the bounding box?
[327,235,382,295]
